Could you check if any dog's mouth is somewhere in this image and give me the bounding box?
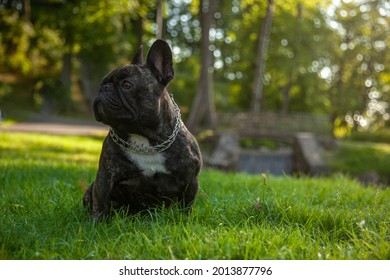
[93,99,103,122]
[93,95,138,125]
[92,82,141,126]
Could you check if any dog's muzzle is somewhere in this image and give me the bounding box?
[93,83,114,122]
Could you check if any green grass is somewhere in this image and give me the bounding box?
[347,128,390,144]
[0,132,389,260]
[329,140,390,184]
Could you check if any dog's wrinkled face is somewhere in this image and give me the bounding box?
[93,41,174,133]
[93,65,163,130]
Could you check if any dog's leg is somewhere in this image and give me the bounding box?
[90,173,112,220]
[82,182,94,210]
[181,180,199,209]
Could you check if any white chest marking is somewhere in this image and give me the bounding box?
[124,134,169,177]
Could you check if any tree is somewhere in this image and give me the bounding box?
[187,0,217,132]
[251,0,275,113]
[265,0,333,114]
[156,0,164,39]
[1,0,388,132]
[280,2,302,114]
[323,0,389,134]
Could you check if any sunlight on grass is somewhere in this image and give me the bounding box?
[329,140,390,182]
[1,132,102,166]
[0,132,389,260]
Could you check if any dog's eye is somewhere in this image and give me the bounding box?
[121,81,133,91]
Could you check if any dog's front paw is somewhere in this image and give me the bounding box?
[83,183,93,210]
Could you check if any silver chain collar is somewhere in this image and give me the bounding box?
[109,94,181,155]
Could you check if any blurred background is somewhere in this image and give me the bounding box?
[0,0,389,183]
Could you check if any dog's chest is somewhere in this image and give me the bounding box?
[123,134,169,177]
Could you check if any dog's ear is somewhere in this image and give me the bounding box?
[131,45,144,65]
[146,39,174,86]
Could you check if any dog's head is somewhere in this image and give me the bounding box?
[93,39,174,133]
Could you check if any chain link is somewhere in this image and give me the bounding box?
[109,94,181,155]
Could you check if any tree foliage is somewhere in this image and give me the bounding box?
[0,0,389,132]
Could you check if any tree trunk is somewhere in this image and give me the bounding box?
[156,0,163,39]
[280,2,302,115]
[251,0,275,113]
[79,57,100,110]
[280,73,293,114]
[60,52,72,112]
[130,16,144,49]
[21,0,31,20]
[61,53,72,88]
[187,0,217,132]
[331,26,350,137]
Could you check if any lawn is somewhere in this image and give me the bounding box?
[328,140,390,185]
[0,132,389,259]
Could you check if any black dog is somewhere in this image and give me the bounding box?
[83,40,202,219]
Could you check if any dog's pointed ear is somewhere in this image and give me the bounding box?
[146,39,174,86]
[131,45,144,65]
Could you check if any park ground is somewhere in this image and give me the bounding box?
[0,129,389,259]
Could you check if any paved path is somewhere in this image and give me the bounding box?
[0,114,108,136]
